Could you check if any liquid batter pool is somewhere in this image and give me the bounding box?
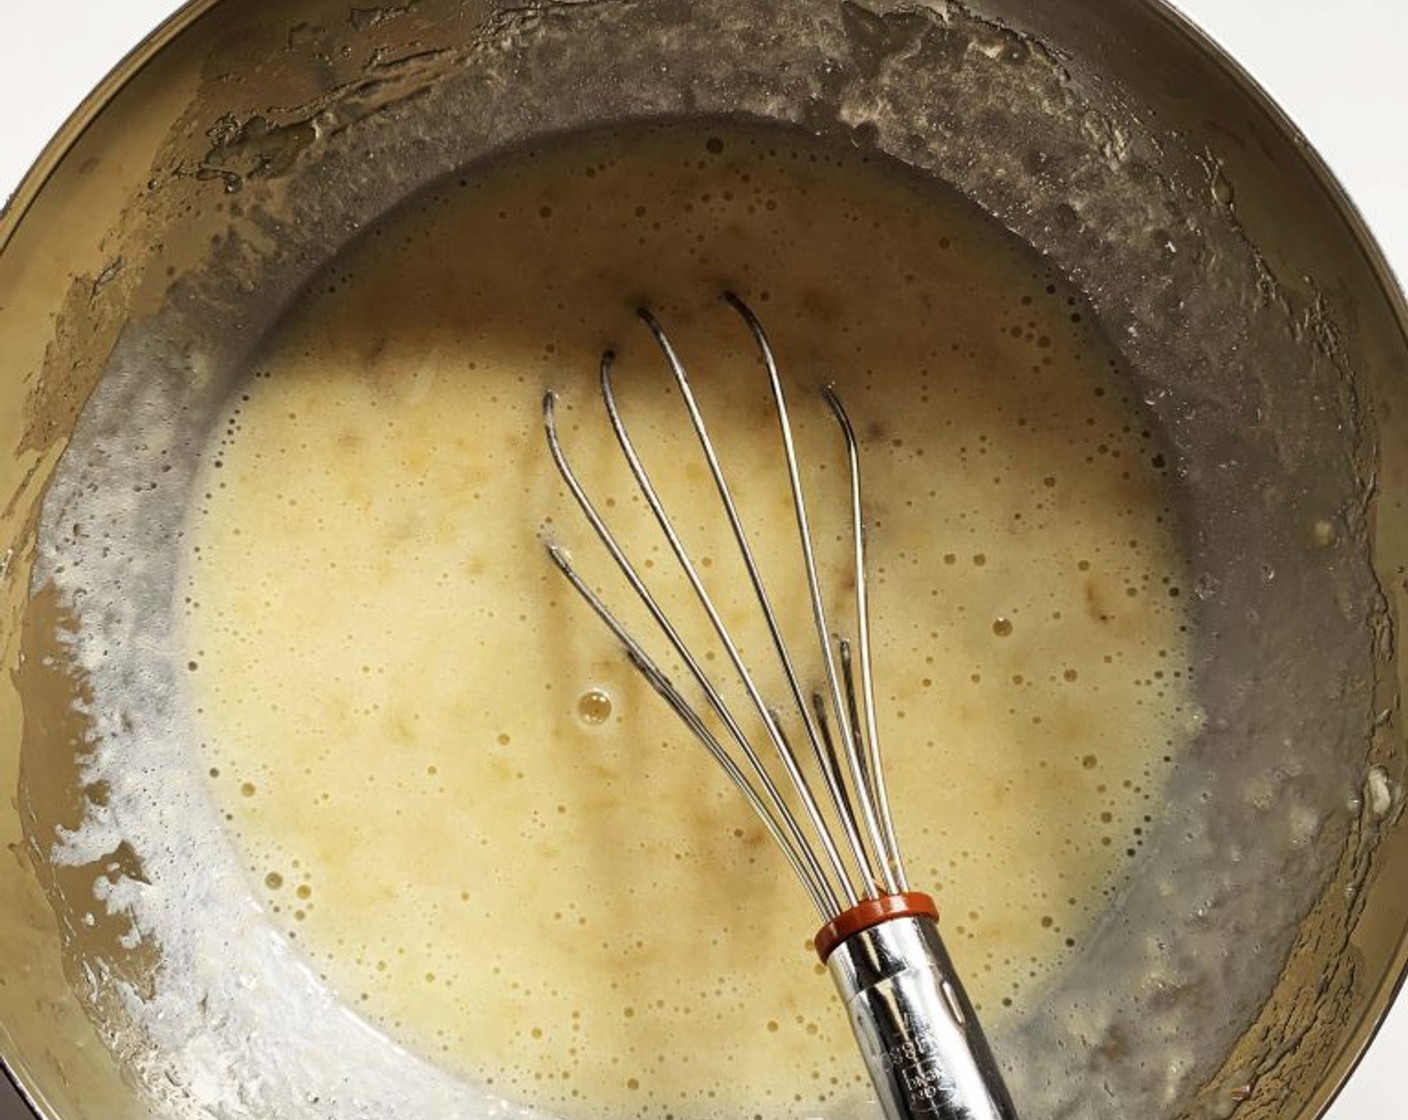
[177,121,1196,1120]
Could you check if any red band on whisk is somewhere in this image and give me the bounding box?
[813,891,940,962]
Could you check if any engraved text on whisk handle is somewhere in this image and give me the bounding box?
[826,916,1020,1120]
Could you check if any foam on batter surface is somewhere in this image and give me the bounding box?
[176,123,1196,1120]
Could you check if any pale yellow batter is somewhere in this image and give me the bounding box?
[180,123,1195,1119]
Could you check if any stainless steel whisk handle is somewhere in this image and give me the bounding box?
[821,901,1019,1120]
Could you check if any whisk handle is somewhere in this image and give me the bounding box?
[825,913,1019,1120]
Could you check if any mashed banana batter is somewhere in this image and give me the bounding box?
[180,123,1195,1119]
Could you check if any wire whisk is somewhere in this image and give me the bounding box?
[543,294,1018,1120]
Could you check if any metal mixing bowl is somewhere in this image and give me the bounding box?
[2,1,1404,1118]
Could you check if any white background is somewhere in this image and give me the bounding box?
[0,2,1403,1119]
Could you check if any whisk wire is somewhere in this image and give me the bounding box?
[824,385,908,892]
[724,295,900,898]
[544,298,910,919]
[544,543,833,918]
[543,390,840,917]
[810,691,859,836]
[634,307,873,910]
[595,351,860,910]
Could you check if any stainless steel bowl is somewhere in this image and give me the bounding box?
[2,2,1404,1118]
